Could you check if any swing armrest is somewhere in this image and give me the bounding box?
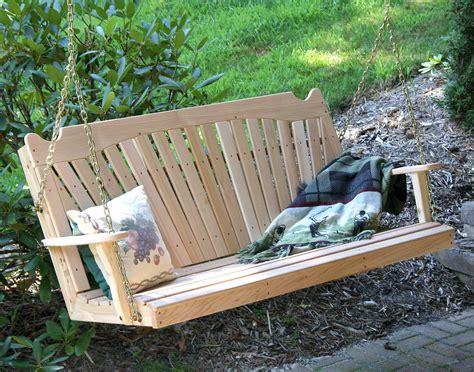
[391,163,441,175]
[391,163,441,223]
[42,231,129,247]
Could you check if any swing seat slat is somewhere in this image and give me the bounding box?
[19,89,454,328]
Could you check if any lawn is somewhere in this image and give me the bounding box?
[139,0,451,110]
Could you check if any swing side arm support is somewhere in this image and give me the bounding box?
[43,231,135,325]
[392,162,441,223]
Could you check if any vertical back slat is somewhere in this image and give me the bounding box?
[152,132,216,261]
[52,173,77,212]
[263,119,291,208]
[168,129,228,257]
[71,159,101,204]
[185,126,240,253]
[246,119,280,220]
[292,120,313,184]
[230,120,270,231]
[216,121,261,240]
[320,115,342,164]
[34,168,90,293]
[120,139,192,267]
[54,162,95,210]
[96,152,123,198]
[306,118,324,176]
[277,120,300,199]
[201,124,250,247]
[134,135,204,264]
[103,145,138,192]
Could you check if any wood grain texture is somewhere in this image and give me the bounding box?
[247,119,280,220]
[43,231,129,247]
[201,124,249,247]
[148,224,453,329]
[306,118,324,177]
[120,139,193,267]
[133,135,201,264]
[19,87,450,329]
[277,120,299,200]
[26,89,329,165]
[216,121,261,240]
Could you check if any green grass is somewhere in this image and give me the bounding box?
[139,0,451,110]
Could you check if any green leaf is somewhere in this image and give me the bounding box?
[158,76,184,91]
[45,320,63,341]
[105,18,117,35]
[64,344,74,356]
[126,1,135,18]
[0,114,7,131]
[90,73,107,85]
[95,25,105,38]
[8,0,21,16]
[45,65,64,84]
[95,6,108,20]
[174,29,186,50]
[46,9,61,25]
[115,105,129,113]
[195,73,225,89]
[32,339,42,362]
[39,276,52,303]
[86,103,103,115]
[0,10,11,24]
[23,256,40,272]
[102,91,115,112]
[19,233,37,248]
[115,0,125,9]
[43,366,65,371]
[134,66,152,76]
[197,36,208,51]
[107,70,118,86]
[12,336,33,348]
[58,308,70,330]
[74,328,95,356]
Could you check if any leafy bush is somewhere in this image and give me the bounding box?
[0,0,224,164]
[418,54,449,75]
[0,0,224,368]
[1,308,95,369]
[443,0,474,130]
[0,162,55,301]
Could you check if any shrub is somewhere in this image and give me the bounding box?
[0,0,224,164]
[443,0,474,130]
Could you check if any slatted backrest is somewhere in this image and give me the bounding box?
[19,89,342,302]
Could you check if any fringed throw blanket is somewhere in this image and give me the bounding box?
[238,152,406,263]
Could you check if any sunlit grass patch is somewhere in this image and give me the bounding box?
[139,0,451,109]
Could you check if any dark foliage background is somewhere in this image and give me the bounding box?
[443,0,474,130]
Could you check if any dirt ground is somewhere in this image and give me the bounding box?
[61,74,474,371]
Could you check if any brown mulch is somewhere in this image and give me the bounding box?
[61,74,473,370]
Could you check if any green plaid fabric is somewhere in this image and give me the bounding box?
[238,151,406,263]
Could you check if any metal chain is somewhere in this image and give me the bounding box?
[35,0,142,323]
[385,14,437,220]
[337,0,436,220]
[338,3,390,140]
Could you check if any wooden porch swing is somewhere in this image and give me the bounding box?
[18,0,454,328]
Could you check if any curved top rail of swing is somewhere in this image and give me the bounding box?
[23,88,329,166]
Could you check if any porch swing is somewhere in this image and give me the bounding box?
[18,0,453,328]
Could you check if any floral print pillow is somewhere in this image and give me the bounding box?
[67,186,176,295]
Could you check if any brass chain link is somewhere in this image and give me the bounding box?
[337,6,390,141]
[337,0,437,220]
[35,0,142,323]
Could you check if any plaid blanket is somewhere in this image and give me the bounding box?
[238,152,406,263]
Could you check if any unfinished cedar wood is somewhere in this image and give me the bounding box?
[19,89,453,328]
